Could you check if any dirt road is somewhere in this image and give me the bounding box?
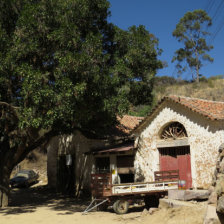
[0,185,206,224]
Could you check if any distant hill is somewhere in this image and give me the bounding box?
[129,75,224,117]
[154,75,224,102]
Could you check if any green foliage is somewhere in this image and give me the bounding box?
[0,0,162,139]
[172,9,213,82]
[128,105,152,117]
[110,25,163,107]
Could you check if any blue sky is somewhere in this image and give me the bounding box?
[108,0,224,80]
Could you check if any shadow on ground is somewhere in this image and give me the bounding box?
[0,185,90,216]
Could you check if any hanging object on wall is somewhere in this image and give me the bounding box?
[66,154,72,166]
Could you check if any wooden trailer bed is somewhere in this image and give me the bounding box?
[91,170,179,198]
[84,170,180,214]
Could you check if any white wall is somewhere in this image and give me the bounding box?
[47,130,105,190]
[134,101,224,188]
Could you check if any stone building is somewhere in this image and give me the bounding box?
[46,115,143,192]
[133,95,224,189]
[47,95,224,193]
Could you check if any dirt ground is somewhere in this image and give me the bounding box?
[0,184,207,224]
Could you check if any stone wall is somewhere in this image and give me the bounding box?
[134,101,224,188]
[213,144,224,216]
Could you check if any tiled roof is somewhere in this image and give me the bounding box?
[117,115,144,134]
[167,95,224,120]
[133,95,224,134]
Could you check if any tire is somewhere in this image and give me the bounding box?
[113,200,129,214]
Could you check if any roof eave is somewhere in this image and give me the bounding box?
[131,96,224,135]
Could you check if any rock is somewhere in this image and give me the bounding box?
[203,205,221,224]
[159,198,196,209]
[217,174,224,179]
[168,189,185,200]
[208,192,218,205]
[159,198,170,209]
[184,190,210,201]
[215,178,224,197]
[217,213,224,224]
[141,208,149,216]
[220,160,224,174]
[217,196,224,214]
[209,186,215,193]
[148,207,159,215]
[220,151,224,159]
[218,144,224,152]
[168,189,210,201]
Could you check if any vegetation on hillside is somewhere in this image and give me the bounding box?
[129,75,224,117]
[155,75,224,102]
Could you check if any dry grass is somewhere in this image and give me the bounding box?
[155,79,224,102]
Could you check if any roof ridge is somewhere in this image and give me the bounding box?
[168,95,224,104]
[122,114,145,119]
[132,95,224,134]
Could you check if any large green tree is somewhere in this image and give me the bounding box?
[0,0,162,206]
[172,9,213,82]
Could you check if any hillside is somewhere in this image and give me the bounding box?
[129,76,224,117]
[154,77,224,102]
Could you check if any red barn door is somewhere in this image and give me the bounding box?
[159,146,192,189]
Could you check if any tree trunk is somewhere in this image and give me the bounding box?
[0,130,61,207]
[0,160,11,207]
[0,182,9,207]
[0,138,14,207]
[195,50,200,83]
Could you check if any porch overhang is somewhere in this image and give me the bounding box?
[86,143,136,155]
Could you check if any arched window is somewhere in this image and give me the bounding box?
[160,122,187,140]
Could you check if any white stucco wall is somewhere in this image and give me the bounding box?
[134,101,224,189]
[47,130,106,190]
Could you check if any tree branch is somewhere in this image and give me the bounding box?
[0,101,19,110]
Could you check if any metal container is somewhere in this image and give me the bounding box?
[178,180,186,189]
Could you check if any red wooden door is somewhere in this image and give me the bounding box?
[159,146,192,189]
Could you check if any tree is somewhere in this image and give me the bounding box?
[0,0,162,207]
[172,9,213,82]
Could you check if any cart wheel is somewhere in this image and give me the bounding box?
[113,200,129,214]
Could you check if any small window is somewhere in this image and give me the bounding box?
[161,122,187,140]
[117,156,135,183]
[95,157,110,173]
[117,156,134,168]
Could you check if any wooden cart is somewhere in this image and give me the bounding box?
[83,170,179,214]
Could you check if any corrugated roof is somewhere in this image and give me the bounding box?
[91,143,135,155]
[86,143,135,155]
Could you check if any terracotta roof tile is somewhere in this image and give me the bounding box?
[117,115,144,134]
[167,95,224,120]
[133,95,224,134]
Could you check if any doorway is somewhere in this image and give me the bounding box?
[159,146,192,189]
